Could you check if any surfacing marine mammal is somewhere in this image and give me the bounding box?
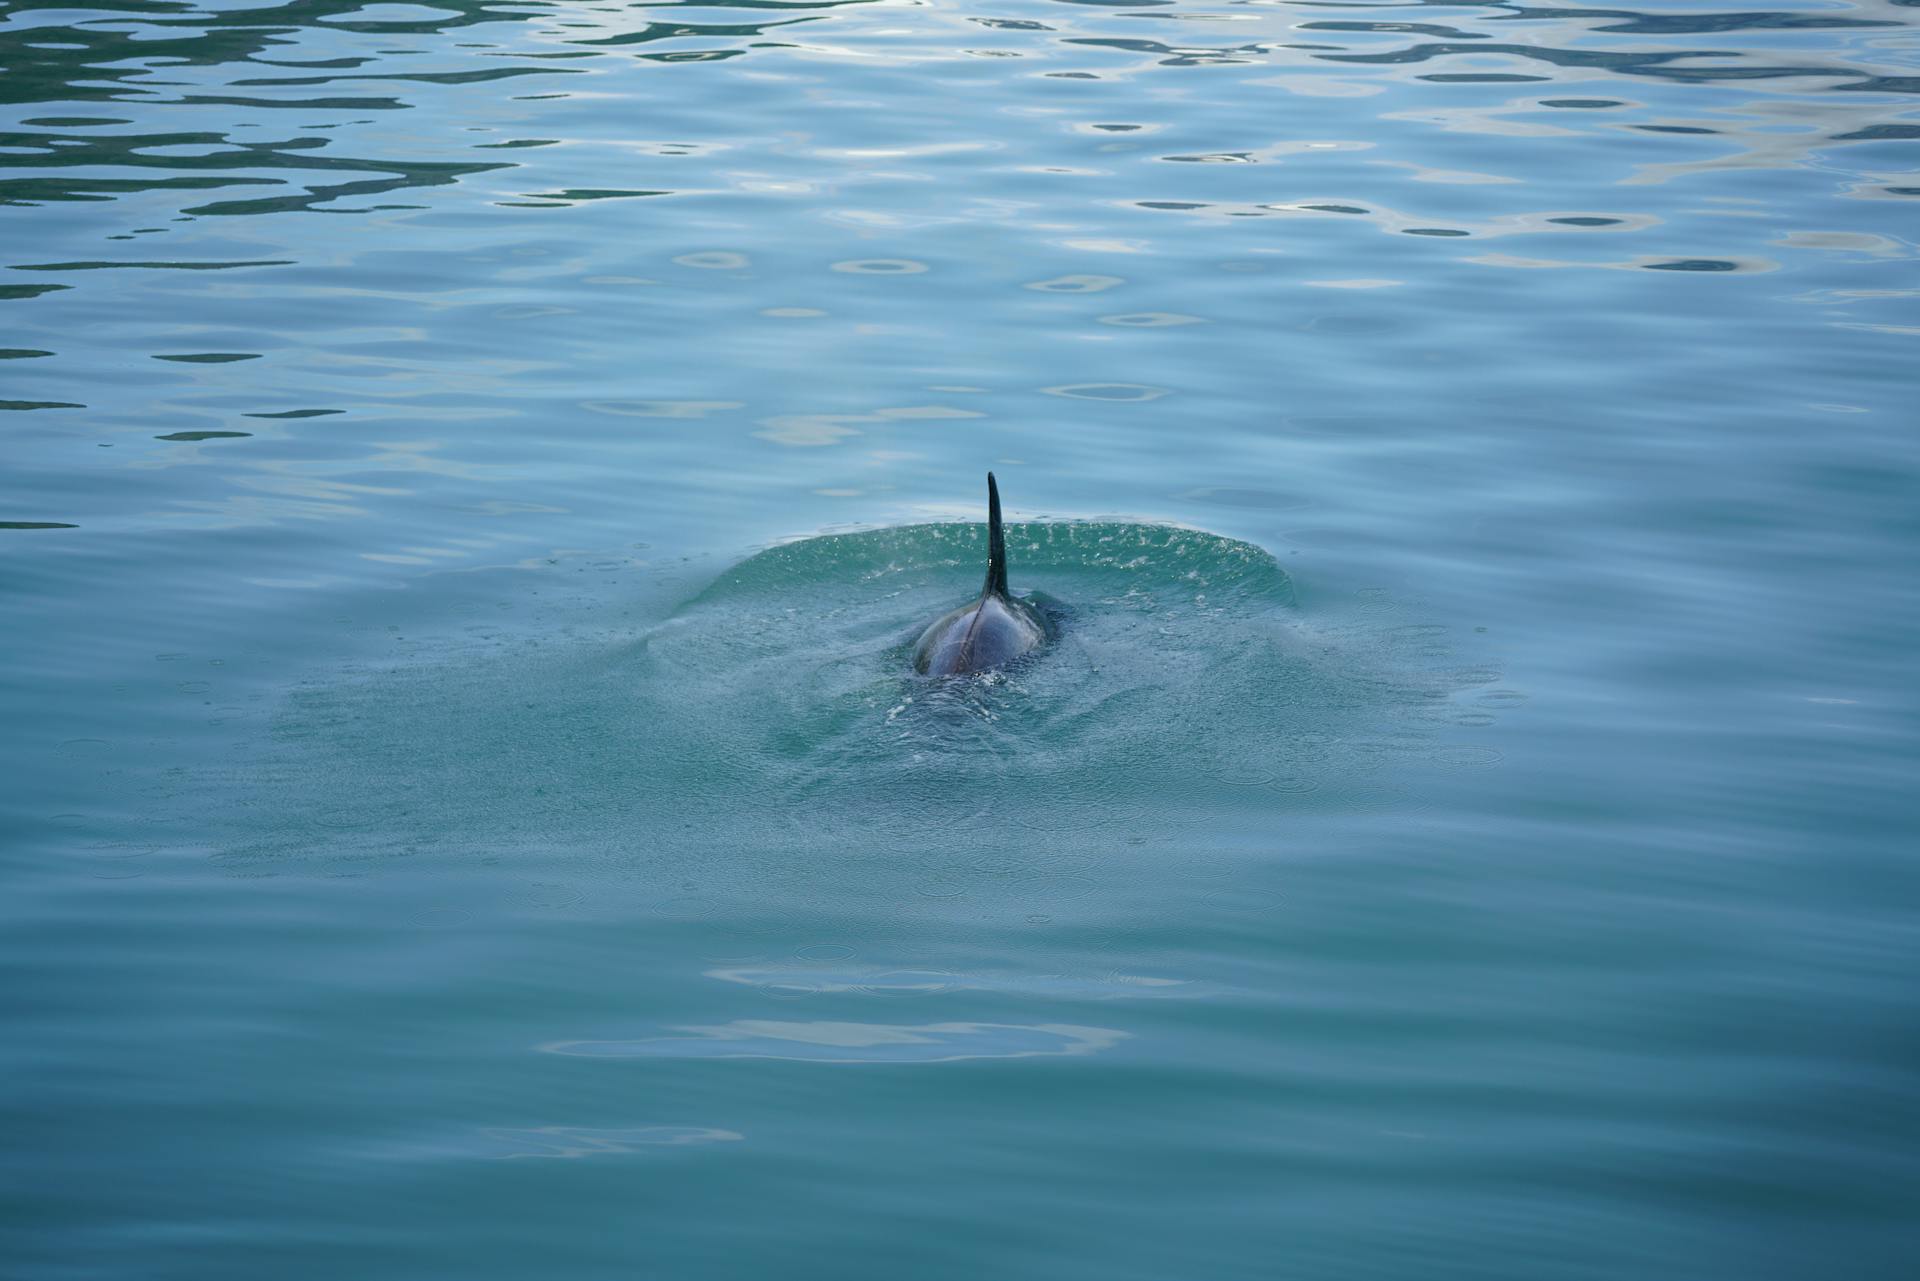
[912,473,1052,676]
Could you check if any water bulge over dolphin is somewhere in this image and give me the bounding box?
[913,473,1054,676]
[216,492,1508,891]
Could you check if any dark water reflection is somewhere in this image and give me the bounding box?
[2,1,1912,227]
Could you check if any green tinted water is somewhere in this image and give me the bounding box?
[3,1,1916,1277]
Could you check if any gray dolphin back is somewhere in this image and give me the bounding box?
[912,472,1050,676]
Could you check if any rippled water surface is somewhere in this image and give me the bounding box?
[4,1,1916,1277]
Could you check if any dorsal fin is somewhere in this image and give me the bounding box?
[982,472,1009,598]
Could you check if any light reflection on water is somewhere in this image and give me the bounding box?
[541,1019,1132,1062]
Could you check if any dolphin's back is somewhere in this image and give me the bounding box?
[913,593,1048,676]
[910,472,1050,676]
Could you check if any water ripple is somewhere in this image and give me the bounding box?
[540,1020,1131,1063]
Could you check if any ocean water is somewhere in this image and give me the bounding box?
[3,1,1916,1277]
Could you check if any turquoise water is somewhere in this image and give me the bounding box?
[4,0,1917,1275]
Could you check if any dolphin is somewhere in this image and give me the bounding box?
[913,473,1052,676]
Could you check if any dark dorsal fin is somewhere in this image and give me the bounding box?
[982,472,1009,598]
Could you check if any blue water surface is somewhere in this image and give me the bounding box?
[3,1,1916,1278]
